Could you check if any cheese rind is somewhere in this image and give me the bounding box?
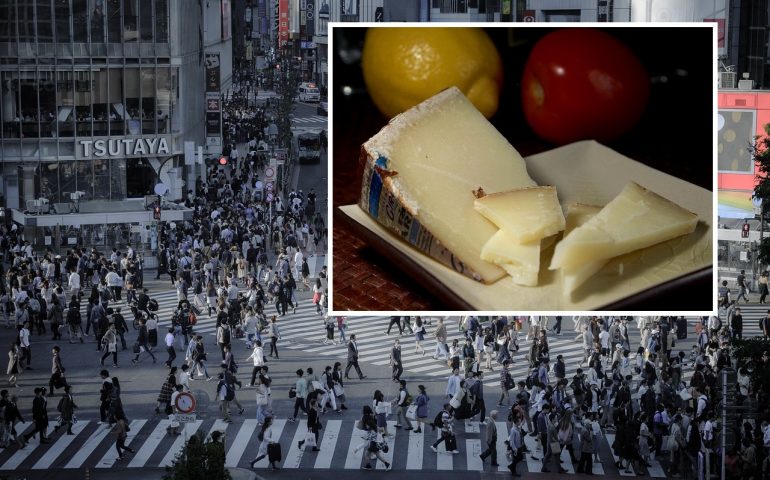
[550,182,698,270]
[474,186,566,243]
[359,87,537,283]
[480,230,540,287]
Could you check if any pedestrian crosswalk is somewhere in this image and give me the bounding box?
[292,115,327,125]
[0,416,654,474]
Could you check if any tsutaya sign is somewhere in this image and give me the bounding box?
[77,137,172,158]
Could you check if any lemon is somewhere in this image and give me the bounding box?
[362,28,503,119]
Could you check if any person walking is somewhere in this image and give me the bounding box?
[736,269,750,303]
[48,346,68,396]
[131,318,156,364]
[390,339,403,383]
[297,396,321,452]
[48,296,63,341]
[413,384,429,433]
[345,334,365,379]
[101,324,119,367]
[7,343,20,387]
[337,317,347,345]
[430,403,459,454]
[190,335,211,380]
[113,415,135,461]
[386,316,403,335]
[66,296,83,344]
[413,317,426,355]
[394,380,413,431]
[22,387,49,444]
[154,374,175,416]
[479,410,499,467]
[54,385,77,435]
[432,318,448,360]
[266,316,280,359]
[507,417,524,477]
[216,372,233,423]
[249,415,280,470]
[164,327,176,368]
[360,405,391,470]
[289,368,308,422]
[247,340,266,386]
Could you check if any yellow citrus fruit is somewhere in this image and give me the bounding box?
[362,28,503,119]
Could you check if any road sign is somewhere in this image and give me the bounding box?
[176,413,196,423]
[175,392,196,414]
[264,166,276,180]
[266,181,274,193]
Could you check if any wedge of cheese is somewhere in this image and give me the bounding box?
[550,182,698,271]
[480,230,540,286]
[359,87,537,283]
[561,204,606,295]
[474,186,566,243]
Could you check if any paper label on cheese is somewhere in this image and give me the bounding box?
[358,87,537,284]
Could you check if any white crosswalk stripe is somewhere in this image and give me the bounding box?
[292,116,326,124]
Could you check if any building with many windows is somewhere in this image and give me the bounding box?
[0,0,231,250]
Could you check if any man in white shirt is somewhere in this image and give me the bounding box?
[19,321,32,368]
[164,327,176,367]
[105,268,122,301]
[68,268,80,299]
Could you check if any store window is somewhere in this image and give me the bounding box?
[111,158,126,199]
[108,68,124,135]
[18,70,39,138]
[139,0,153,42]
[0,0,16,44]
[55,0,71,44]
[74,70,92,136]
[59,160,76,197]
[17,0,35,44]
[36,0,53,43]
[39,71,56,138]
[126,157,155,198]
[124,0,138,42]
[155,0,168,43]
[75,159,93,199]
[124,67,140,134]
[55,70,74,137]
[73,0,88,43]
[93,158,110,199]
[1,71,20,138]
[718,110,756,173]
[543,10,581,22]
[89,0,105,43]
[106,0,120,43]
[141,67,156,134]
[37,161,59,202]
[156,67,170,134]
[92,69,108,136]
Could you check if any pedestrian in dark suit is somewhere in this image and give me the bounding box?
[390,339,403,382]
[23,388,49,444]
[344,334,366,379]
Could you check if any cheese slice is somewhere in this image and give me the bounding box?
[561,204,606,294]
[359,87,537,283]
[474,186,566,243]
[550,182,698,271]
[480,230,540,286]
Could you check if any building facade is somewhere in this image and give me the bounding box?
[0,0,231,250]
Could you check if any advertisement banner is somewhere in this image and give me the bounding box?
[206,93,221,112]
[222,0,231,40]
[306,0,315,37]
[206,112,222,136]
[279,0,289,47]
[205,53,221,92]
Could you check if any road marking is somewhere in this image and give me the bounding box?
[375,421,396,470]
[605,434,636,476]
[435,429,453,470]
[159,419,203,467]
[225,419,258,467]
[283,422,310,468]
[406,427,424,470]
[65,423,114,468]
[524,432,542,473]
[33,420,89,469]
[96,419,146,468]
[344,424,367,469]
[127,419,170,468]
[314,419,341,469]
[495,421,510,473]
[1,423,53,470]
[466,438,484,471]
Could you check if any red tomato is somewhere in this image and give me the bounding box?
[521,29,650,145]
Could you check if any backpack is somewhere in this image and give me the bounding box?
[189,312,197,326]
[403,392,413,407]
[223,382,235,401]
[526,369,538,389]
[433,411,445,429]
[221,327,231,345]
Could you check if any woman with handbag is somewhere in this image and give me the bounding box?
[249,415,280,470]
[373,390,391,437]
[297,396,321,452]
[7,343,20,387]
[332,362,348,411]
[360,406,391,470]
[100,324,119,368]
[254,376,269,425]
[412,384,430,434]
[54,385,77,435]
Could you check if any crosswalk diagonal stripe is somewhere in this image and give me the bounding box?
[283,422,310,468]
[33,420,90,469]
[159,419,204,467]
[435,428,453,470]
[1,424,56,470]
[406,428,424,470]
[466,438,483,471]
[344,424,367,469]
[96,419,146,468]
[65,423,113,468]
[225,419,258,468]
[315,420,342,469]
[127,419,170,468]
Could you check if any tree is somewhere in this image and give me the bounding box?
[163,430,231,480]
[751,124,770,266]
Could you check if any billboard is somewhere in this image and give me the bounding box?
[279,0,289,47]
[205,53,221,92]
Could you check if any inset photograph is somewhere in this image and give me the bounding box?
[332,25,714,312]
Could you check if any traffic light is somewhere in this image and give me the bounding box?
[218,156,228,166]
[153,205,161,220]
[742,223,750,238]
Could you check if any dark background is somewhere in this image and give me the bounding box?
[332,26,714,311]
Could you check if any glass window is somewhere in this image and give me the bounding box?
[108,67,124,135]
[59,160,76,197]
[126,157,154,197]
[106,0,120,43]
[139,0,152,42]
[0,0,16,44]
[124,0,138,42]
[93,158,110,199]
[37,161,60,202]
[73,0,88,43]
[124,67,139,134]
[156,67,169,134]
[18,0,35,44]
[90,0,106,43]
[1,71,20,139]
[39,70,56,138]
[74,70,92,136]
[141,67,155,134]
[56,70,74,137]
[36,0,53,43]
[110,158,125,199]
[55,0,71,43]
[92,69,108,135]
[18,70,38,138]
[155,0,168,43]
[75,159,93,198]
[169,67,179,133]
